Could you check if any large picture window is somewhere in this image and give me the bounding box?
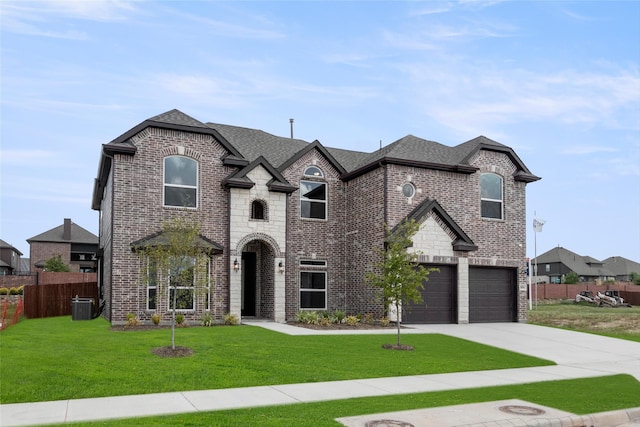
[480,173,503,219]
[164,156,198,208]
[300,180,327,219]
[300,271,326,309]
[169,257,196,311]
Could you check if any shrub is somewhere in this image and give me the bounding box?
[379,317,390,327]
[151,313,161,326]
[9,287,20,295]
[345,315,359,326]
[630,272,640,286]
[125,313,141,327]
[223,312,239,325]
[0,287,9,295]
[362,312,375,324]
[175,313,185,325]
[200,313,213,327]
[329,309,346,324]
[563,272,579,284]
[295,310,320,325]
[319,316,332,327]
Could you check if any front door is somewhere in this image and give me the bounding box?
[241,252,257,316]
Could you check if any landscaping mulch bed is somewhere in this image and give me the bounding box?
[290,322,399,330]
[151,346,194,358]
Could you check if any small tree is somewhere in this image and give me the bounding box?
[43,255,71,272]
[135,217,211,351]
[630,272,640,286]
[366,219,436,348]
[563,271,579,284]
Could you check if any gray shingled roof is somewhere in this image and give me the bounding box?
[534,247,614,277]
[0,239,23,255]
[603,256,640,276]
[149,109,210,128]
[27,221,98,244]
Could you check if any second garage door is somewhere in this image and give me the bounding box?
[404,265,456,324]
[469,267,516,323]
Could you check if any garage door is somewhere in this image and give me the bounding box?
[404,265,456,324]
[469,267,516,323]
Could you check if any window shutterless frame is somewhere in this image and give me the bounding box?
[163,156,198,208]
[480,173,503,220]
[299,270,327,310]
[300,180,327,220]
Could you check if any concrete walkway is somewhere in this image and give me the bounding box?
[1,322,639,426]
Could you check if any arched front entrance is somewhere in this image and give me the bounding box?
[230,234,286,322]
[241,240,275,319]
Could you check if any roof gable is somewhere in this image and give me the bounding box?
[27,221,97,245]
[223,156,297,193]
[278,140,347,175]
[394,198,478,252]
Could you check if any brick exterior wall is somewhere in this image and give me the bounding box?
[106,128,232,324]
[98,121,533,325]
[29,242,72,272]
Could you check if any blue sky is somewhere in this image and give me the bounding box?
[1,1,639,263]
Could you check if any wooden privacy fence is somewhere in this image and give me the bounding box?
[532,283,640,306]
[24,282,99,319]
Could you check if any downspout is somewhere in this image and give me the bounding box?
[226,184,232,320]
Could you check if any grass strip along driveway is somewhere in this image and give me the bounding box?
[67,375,640,427]
[1,316,555,404]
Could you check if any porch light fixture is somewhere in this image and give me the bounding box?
[278,261,285,274]
[233,258,240,272]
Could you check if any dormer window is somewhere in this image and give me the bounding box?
[304,166,323,178]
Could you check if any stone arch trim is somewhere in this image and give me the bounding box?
[161,145,203,161]
[236,233,282,257]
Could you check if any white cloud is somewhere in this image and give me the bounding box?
[561,146,618,155]
[1,0,139,37]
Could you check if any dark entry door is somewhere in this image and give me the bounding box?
[404,265,456,324]
[241,252,256,316]
[469,267,516,323]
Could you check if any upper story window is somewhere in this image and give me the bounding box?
[480,173,503,219]
[300,180,327,220]
[164,156,198,208]
[251,200,266,220]
[304,166,323,178]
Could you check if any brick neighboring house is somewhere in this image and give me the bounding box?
[27,219,99,273]
[92,109,540,325]
[0,239,23,275]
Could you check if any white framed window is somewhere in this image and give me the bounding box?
[164,156,198,208]
[480,173,503,219]
[299,259,327,310]
[304,166,323,178]
[300,271,327,310]
[168,256,196,311]
[300,180,327,219]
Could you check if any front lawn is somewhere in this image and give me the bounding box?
[0,316,553,404]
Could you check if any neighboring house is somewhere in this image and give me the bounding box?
[533,246,615,283]
[602,256,640,282]
[0,239,23,275]
[92,109,540,325]
[27,219,99,273]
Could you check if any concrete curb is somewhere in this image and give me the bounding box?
[522,407,640,427]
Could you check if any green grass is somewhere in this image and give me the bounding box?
[0,316,553,404]
[528,302,640,342]
[57,375,640,426]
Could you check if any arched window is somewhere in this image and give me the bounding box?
[480,173,503,219]
[304,166,323,178]
[251,200,266,220]
[164,156,198,208]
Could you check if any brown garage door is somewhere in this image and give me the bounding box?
[404,265,456,324]
[469,267,516,323]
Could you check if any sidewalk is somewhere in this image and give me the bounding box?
[2,322,639,426]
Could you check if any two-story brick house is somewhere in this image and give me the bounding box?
[92,109,539,325]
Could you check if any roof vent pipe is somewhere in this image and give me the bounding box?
[289,118,294,139]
